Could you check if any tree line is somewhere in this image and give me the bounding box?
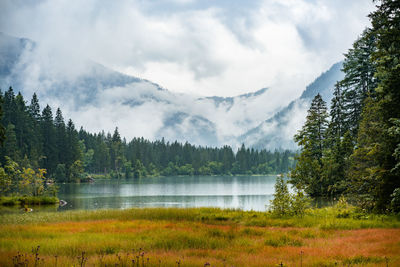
[0,87,295,189]
[291,0,400,213]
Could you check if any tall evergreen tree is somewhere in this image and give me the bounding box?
[55,108,67,164]
[291,94,329,197]
[29,93,41,121]
[2,88,18,138]
[0,92,6,146]
[348,0,400,211]
[40,105,57,173]
[3,124,20,161]
[348,98,387,211]
[27,93,42,168]
[322,83,351,196]
[340,29,378,138]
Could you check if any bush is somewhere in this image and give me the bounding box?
[390,188,400,213]
[291,187,310,217]
[270,177,310,216]
[270,177,291,216]
[0,196,19,206]
[19,196,59,205]
[335,195,351,218]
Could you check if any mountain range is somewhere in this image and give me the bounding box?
[0,32,344,150]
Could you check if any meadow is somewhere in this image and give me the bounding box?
[0,207,399,266]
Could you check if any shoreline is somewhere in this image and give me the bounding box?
[0,196,59,207]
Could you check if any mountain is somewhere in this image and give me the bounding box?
[239,62,344,150]
[0,32,343,149]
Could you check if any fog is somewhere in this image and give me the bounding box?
[0,0,374,148]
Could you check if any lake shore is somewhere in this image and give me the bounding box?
[0,196,59,206]
[85,173,285,180]
[1,207,399,266]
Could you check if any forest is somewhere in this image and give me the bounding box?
[291,0,400,213]
[0,0,399,216]
[0,87,295,194]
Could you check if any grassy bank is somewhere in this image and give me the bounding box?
[0,196,59,206]
[1,207,399,266]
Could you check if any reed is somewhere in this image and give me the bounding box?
[0,207,399,266]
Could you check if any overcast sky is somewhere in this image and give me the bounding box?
[0,0,375,97]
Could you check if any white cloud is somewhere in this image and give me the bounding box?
[0,0,374,97]
[0,0,376,148]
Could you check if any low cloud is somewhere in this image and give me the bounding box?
[0,0,374,97]
[0,0,375,148]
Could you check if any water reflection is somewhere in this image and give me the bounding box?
[57,175,277,211]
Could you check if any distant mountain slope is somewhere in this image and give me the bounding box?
[0,33,270,146]
[0,32,344,149]
[239,62,344,150]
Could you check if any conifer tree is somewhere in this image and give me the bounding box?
[348,98,386,211]
[291,94,329,196]
[29,93,41,121]
[340,29,377,138]
[0,92,6,146]
[322,84,351,196]
[270,176,291,216]
[40,105,57,173]
[3,87,17,127]
[55,108,67,164]
[3,124,20,161]
[348,0,400,211]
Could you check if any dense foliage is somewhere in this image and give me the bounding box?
[292,0,400,212]
[269,176,310,217]
[0,87,295,189]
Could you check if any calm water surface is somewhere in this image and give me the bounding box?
[57,175,278,211]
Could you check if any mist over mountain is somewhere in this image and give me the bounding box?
[239,62,344,150]
[0,32,343,149]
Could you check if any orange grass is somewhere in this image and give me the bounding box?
[1,218,399,266]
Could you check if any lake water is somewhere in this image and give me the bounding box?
[56,175,278,212]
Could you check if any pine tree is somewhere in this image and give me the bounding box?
[322,83,351,197]
[348,0,400,211]
[55,108,67,165]
[65,119,82,179]
[3,87,17,127]
[40,105,57,173]
[291,94,329,196]
[270,176,291,216]
[3,124,20,161]
[340,29,377,138]
[27,93,42,168]
[29,93,41,121]
[111,127,124,178]
[348,98,386,211]
[328,83,346,146]
[14,92,31,158]
[0,92,6,146]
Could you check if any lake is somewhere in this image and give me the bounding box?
[56,175,278,212]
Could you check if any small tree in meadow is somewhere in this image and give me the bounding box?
[270,176,310,216]
[270,176,292,216]
[290,187,311,217]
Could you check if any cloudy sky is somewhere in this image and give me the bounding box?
[0,0,374,97]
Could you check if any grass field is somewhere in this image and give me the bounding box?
[0,207,399,266]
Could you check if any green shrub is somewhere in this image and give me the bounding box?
[270,177,310,216]
[335,195,352,218]
[0,196,19,206]
[264,234,303,247]
[390,188,400,213]
[270,177,291,216]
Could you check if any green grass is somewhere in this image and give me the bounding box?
[0,206,399,229]
[0,196,59,206]
[0,207,399,266]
